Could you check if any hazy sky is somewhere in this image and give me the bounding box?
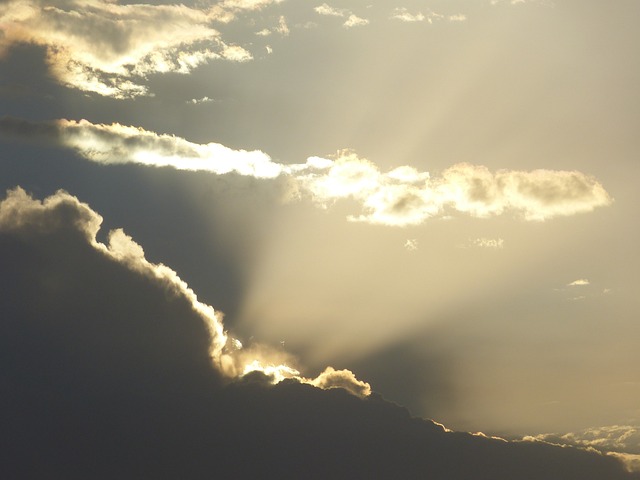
[2,0,640,477]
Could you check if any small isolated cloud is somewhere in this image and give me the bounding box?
[466,237,505,249]
[255,15,289,37]
[490,0,551,5]
[568,279,590,286]
[391,8,467,24]
[0,0,268,97]
[308,366,372,398]
[188,96,216,105]
[391,8,425,22]
[343,14,369,28]
[314,3,348,17]
[405,238,419,251]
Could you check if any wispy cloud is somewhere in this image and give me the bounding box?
[568,279,590,286]
[0,0,262,97]
[314,3,348,17]
[391,8,466,24]
[0,117,613,226]
[462,237,505,249]
[404,238,419,251]
[314,3,369,28]
[390,8,425,23]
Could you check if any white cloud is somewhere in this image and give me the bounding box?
[308,366,372,398]
[568,279,590,286]
[390,8,466,25]
[0,118,613,226]
[404,238,418,251]
[188,96,216,105]
[298,152,612,226]
[0,0,264,97]
[390,8,425,23]
[314,3,348,17]
[467,237,505,249]
[60,118,284,179]
[343,14,369,28]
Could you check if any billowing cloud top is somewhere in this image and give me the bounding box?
[0,186,370,397]
[0,116,613,225]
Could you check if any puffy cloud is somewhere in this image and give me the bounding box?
[343,14,369,28]
[0,0,261,97]
[314,3,348,17]
[0,117,613,225]
[568,278,590,286]
[308,366,372,398]
[0,186,228,361]
[299,152,612,225]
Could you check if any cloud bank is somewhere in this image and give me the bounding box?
[1,186,637,479]
[0,187,369,396]
[0,116,613,226]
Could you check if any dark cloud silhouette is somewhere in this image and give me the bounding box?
[1,188,638,479]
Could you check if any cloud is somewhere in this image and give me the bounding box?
[390,8,426,22]
[0,187,369,396]
[299,151,612,225]
[524,426,640,471]
[314,3,348,17]
[1,186,638,479]
[343,14,369,28]
[568,278,590,286]
[390,8,467,24]
[187,96,216,105]
[462,237,505,249]
[313,3,368,28]
[0,0,261,97]
[308,366,372,398]
[0,116,284,178]
[0,117,613,225]
[405,238,419,251]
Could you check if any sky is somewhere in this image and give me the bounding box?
[1,0,640,477]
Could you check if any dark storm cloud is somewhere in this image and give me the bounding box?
[1,187,638,479]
